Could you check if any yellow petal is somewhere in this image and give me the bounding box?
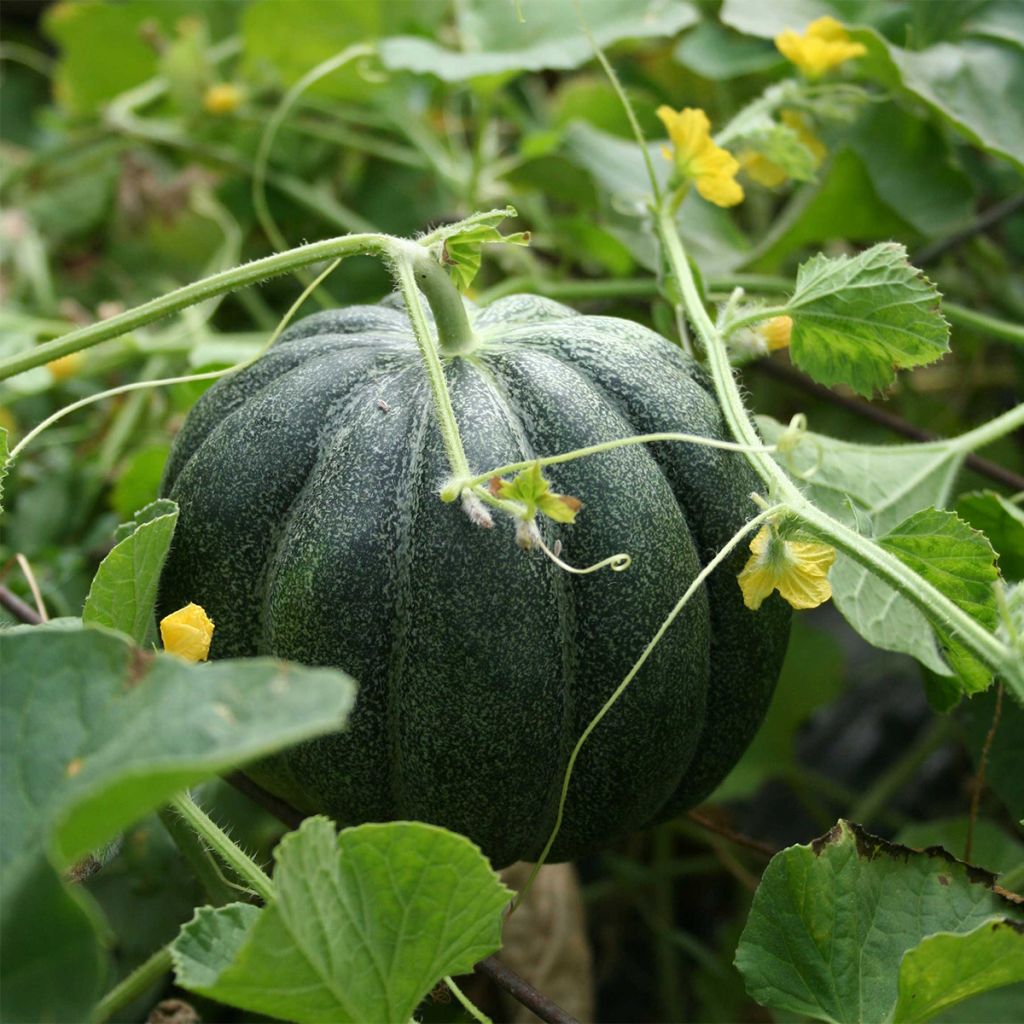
[760,315,793,351]
[695,171,745,208]
[160,603,215,662]
[775,17,866,77]
[737,527,836,611]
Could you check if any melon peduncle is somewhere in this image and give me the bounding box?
[411,253,478,357]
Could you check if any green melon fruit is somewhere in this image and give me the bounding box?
[158,293,790,867]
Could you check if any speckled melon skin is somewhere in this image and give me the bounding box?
[158,294,790,868]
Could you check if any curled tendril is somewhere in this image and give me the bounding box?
[776,412,823,480]
[356,55,388,84]
[533,529,631,575]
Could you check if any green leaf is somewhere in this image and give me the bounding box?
[896,818,1024,888]
[83,499,179,646]
[735,820,1024,1024]
[674,21,784,80]
[0,856,110,1024]
[496,463,581,524]
[748,148,915,270]
[172,817,511,1024]
[879,508,1000,693]
[110,443,171,521]
[243,0,442,100]
[894,920,1024,1023]
[563,120,752,274]
[785,242,950,397]
[439,216,531,290]
[759,416,967,675]
[719,1,1024,171]
[844,105,975,240]
[379,0,698,82]
[0,622,356,880]
[956,492,1024,581]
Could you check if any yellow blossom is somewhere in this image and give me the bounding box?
[47,352,83,380]
[203,83,243,116]
[738,525,835,610]
[760,316,793,351]
[656,106,744,208]
[160,603,215,662]
[776,17,866,77]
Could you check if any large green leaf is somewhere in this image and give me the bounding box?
[894,920,1024,1023]
[879,508,1001,693]
[757,417,967,677]
[82,499,179,647]
[0,622,356,881]
[380,0,698,82]
[844,105,975,239]
[735,820,1024,1023]
[0,622,356,1022]
[784,243,950,397]
[0,857,110,1024]
[956,491,1024,581]
[173,817,511,1023]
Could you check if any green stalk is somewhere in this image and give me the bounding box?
[654,200,1024,696]
[169,792,275,904]
[0,232,388,379]
[392,252,473,479]
[158,806,236,907]
[91,946,172,1024]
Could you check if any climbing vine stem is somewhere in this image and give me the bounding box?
[512,502,784,911]
[653,199,1024,697]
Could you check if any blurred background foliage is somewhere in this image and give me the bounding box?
[1,1,1022,1021]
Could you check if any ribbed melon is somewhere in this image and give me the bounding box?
[158,294,790,867]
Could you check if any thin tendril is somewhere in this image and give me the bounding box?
[534,531,631,575]
[511,504,783,912]
[446,433,777,498]
[444,976,493,1024]
[9,259,341,462]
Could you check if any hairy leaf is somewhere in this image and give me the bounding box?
[173,817,511,1023]
[786,243,949,396]
[735,820,1024,1023]
[83,499,179,646]
[879,508,1000,693]
[0,622,356,879]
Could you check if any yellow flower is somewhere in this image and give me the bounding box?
[739,525,836,610]
[203,83,243,116]
[776,17,867,77]
[656,106,744,208]
[160,603,215,662]
[760,315,793,351]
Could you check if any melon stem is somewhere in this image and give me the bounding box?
[411,253,479,356]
